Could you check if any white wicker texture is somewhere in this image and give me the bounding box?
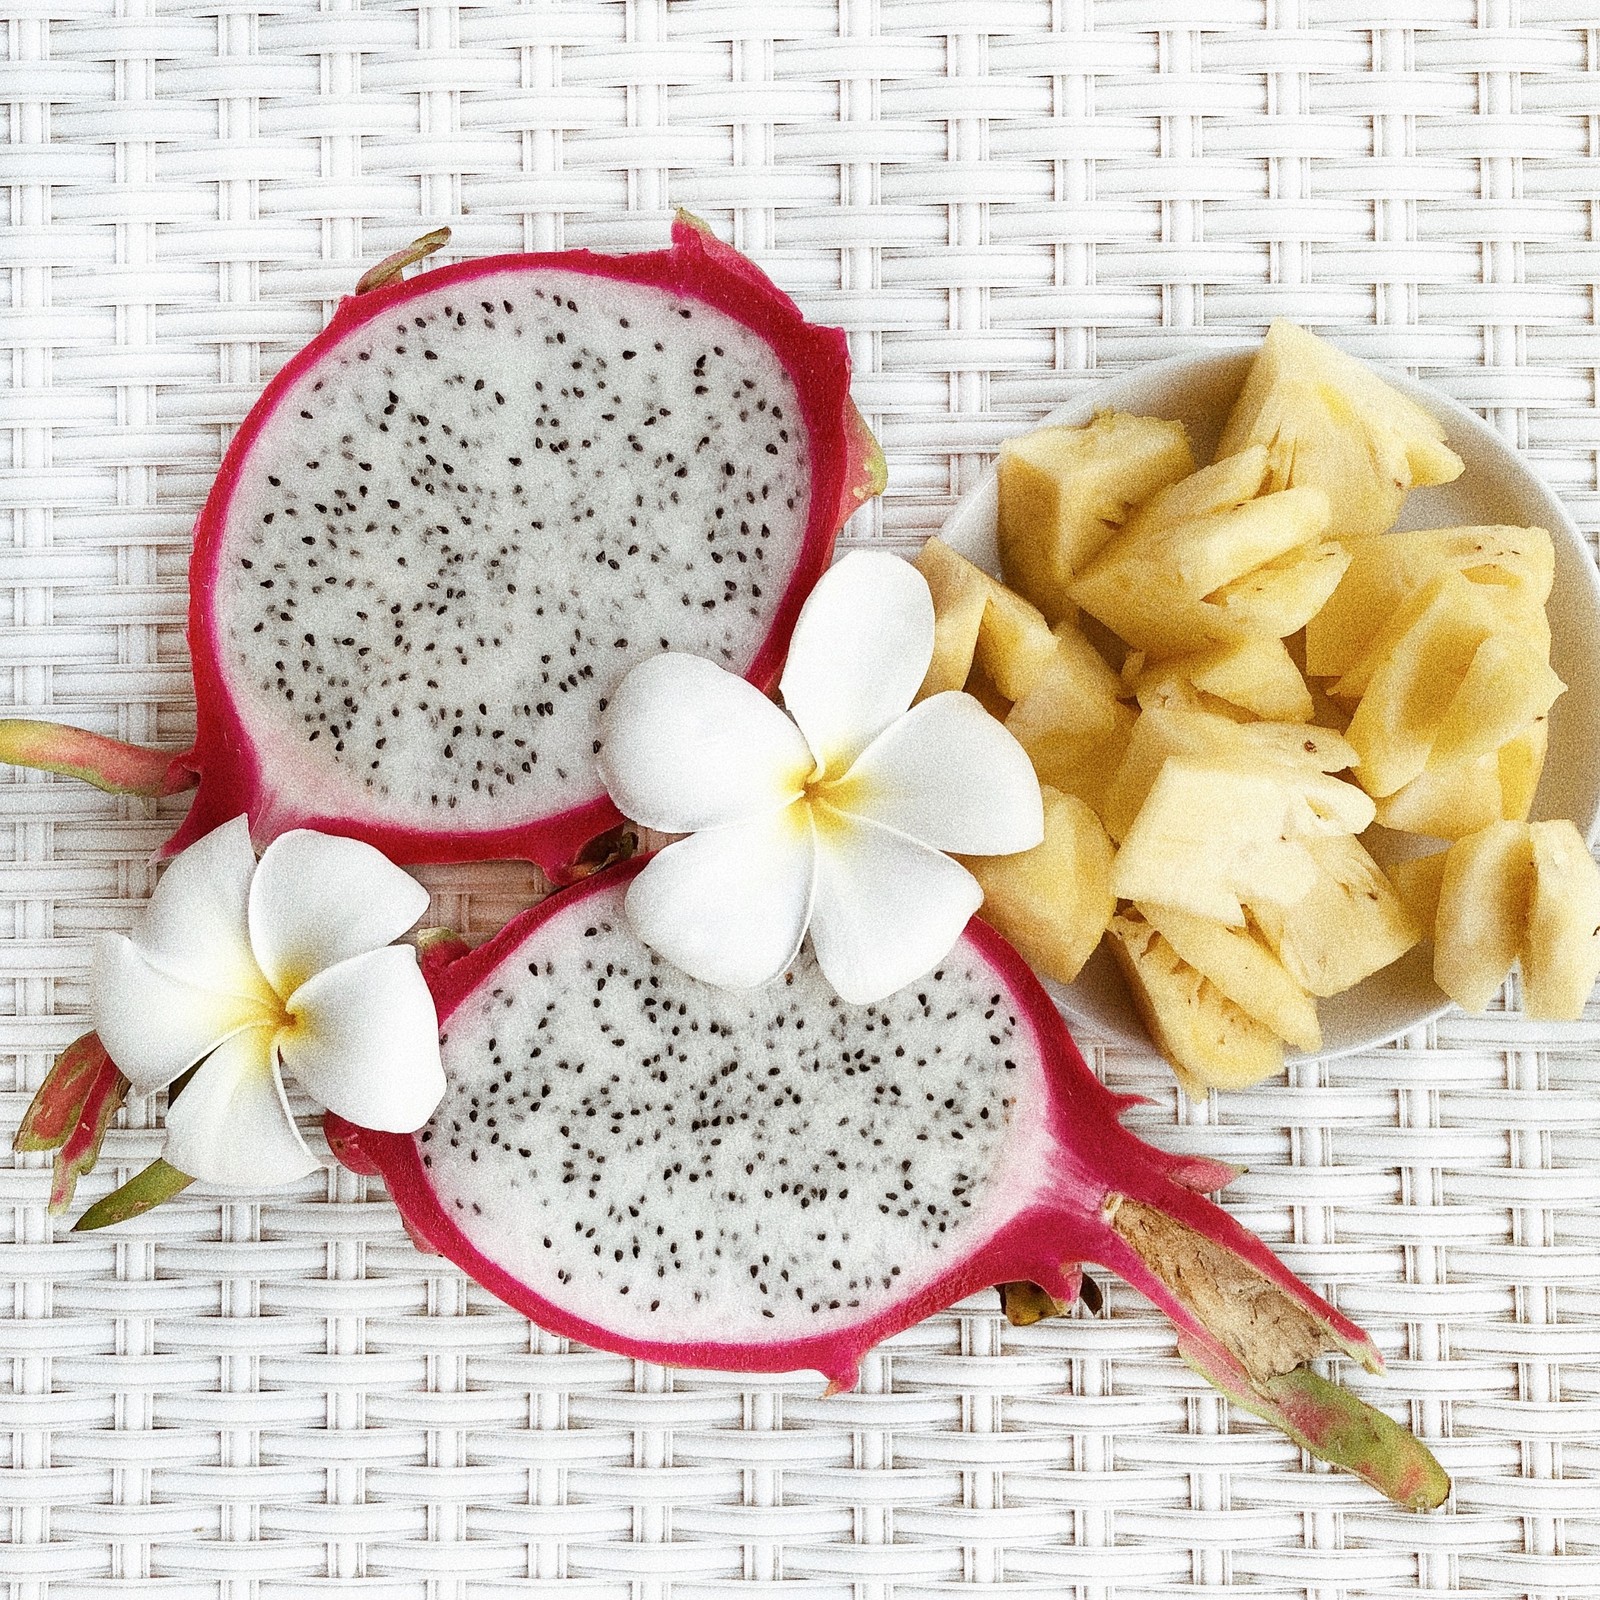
[3,1,1600,1594]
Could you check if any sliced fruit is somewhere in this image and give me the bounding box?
[1103,700,1363,844]
[1343,571,1517,797]
[1109,912,1284,1095]
[1386,851,1449,934]
[1498,717,1549,822]
[1433,820,1534,1012]
[1522,820,1600,1021]
[1206,539,1351,641]
[961,786,1116,986]
[1137,901,1321,1053]
[1428,630,1564,768]
[997,411,1193,622]
[1216,320,1463,539]
[1248,833,1421,999]
[1112,760,1323,925]
[1306,524,1556,679]
[914,537,991,698]
[1373,749,1505,840]
[1122,446,1271,539]
[1129,636,1313,724]
[1072,486,1332,657]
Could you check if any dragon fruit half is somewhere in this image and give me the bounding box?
[1,219,880,870]
[330,859,1449,1509]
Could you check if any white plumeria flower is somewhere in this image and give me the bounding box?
[599,550,1044,1004]
[93,817,444,1188]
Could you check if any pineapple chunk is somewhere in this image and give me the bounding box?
[1122,446,1271,538]
[1306,524,1556,678]
[914,537,991,699]
[1499,717,1549,822]
[1216,320,1464,538]
[1137,900,1321,1052]
[1005,681,1135,820]
[961,787,1116,985]
[1433,821,1533,1012]
[1071,486,1332,656]
[1373,748,1505,840]
[1112,760,1324,924]
[997,411,1193,622]
[1248,833,1420,998]
[1345,573,1565,799]
[1429,630,1564,768]
[1130,635,1313,724]
[1103,699,1364,844]
[974,581,1063,702]
[1387,850,1449,933]
[1206,538,1351,640]
[1523,820,1600,1021]
[1109,912,1284,1094]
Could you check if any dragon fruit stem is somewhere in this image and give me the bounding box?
[13,1031,130,1216]
[354,228,452,296]
[0,720,197,798]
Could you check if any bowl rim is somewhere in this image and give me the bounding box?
[935,342,1600,1063]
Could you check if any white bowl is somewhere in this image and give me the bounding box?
[939,348,1600,1061]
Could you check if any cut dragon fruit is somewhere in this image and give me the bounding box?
[0,220,882,872]
[329,860,1449,1509]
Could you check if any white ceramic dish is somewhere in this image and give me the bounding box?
[939,348,1600,1061]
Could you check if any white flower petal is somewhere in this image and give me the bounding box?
[136,815,275,1007]
[248,829,431,997]
[625,807,816,990]
[278,946,443,1132]
[829,692,1044,855]
[93,933,278,1094]
[779,551,935,776]
[161,1025,318,1187]
[808,817,983,1004]
[599,653,814,831]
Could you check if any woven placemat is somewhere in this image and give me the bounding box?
[4,2,1599,1593]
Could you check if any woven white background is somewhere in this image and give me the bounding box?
[5,0,1600,1593]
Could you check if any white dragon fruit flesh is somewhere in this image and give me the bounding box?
[0,220,881,871]
[329,860,1450,1509]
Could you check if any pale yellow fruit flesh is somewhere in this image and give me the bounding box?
[1133,635,1314,724]
[913,537,991,699]
[1216,319,1463,539]
[1434,821,1534,1012]
[1248,833,1421,999]
[1137,900,1322,1052]
[960,787,1116,986]
[1306,523,1555,678]
[1109,913,1284,1094]
[997,411,1193,623]
[1523,820,1600,1021]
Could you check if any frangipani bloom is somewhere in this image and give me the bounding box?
[93,817,444,1187]
[599,550,1044,1003]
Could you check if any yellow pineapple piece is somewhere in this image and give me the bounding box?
[1216,320,1464,538]
[1522,820,1600,1021]
[1112,760,1329,924]
[1247,833,1420,998]
[1005,677,1136,821]
[1429,630,1564,768]
[1306,524,1555,678]
[1433,820,1533,1012]
[1130,635,1314,724]
[1344,576,1542,800]
[1136,901,1321,1053]
[913,537,991,699]
[973,580,1062,701]
[961,787,1116,985]
[1206,538,1351,641]
[997,411,1193,623]
[1109,912,1284,1095]
[1121,446,1271,538]
[1071,486,1331,656]
[1102,699,1364,844]
[1387,851,1449,933]
[1498,717,1549,822]
[1373,748,1506,840]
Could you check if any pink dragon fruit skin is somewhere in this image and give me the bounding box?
[329,858,1448,1509]
[0,219,882,874]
